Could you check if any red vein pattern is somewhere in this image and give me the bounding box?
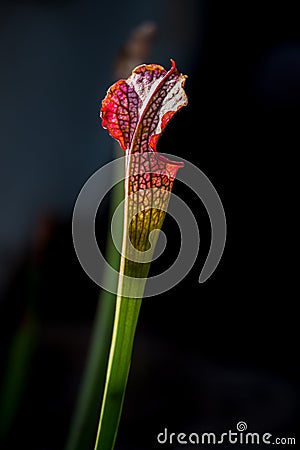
[101,60,188,257]
[101,60,187,180]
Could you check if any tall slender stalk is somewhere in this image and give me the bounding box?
[94,296,141,450]
[94,179,151,449]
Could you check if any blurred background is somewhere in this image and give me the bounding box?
[0,0,299,449]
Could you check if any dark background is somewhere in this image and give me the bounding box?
[0,1,299,449]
